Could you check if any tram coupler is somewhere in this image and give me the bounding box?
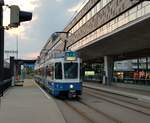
[68,91,76,98]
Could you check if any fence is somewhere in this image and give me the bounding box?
[0,68,11,97]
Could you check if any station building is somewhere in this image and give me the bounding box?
[40,0,150,85]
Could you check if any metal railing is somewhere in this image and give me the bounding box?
[0,80,11,97]
[0,68,12,97]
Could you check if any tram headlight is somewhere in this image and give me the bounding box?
[70,84,74,89]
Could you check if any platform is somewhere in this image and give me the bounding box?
[0,79,66,123]
[83,82,150,103]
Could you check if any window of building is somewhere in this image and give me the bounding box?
[86,13,90,21]
[137,9,142,18]
[129,12,136,21]
[69,1,150,52]
[79,20,81,27]
[129,7,137,14]
[91,8,95,17]
[83,16,86,24]
[103,0,107,7]
[68,0,113,34]
[94,5,97,13]
[142,1,150,7]
[137,4,142,10]
[97,2,101,12]
[145,4,150,14]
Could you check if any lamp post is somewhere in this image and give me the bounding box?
[0,1,32,94]
[0,0,4,84]
[53,31,69,51]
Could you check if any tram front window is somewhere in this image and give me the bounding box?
[55,62,62,79]
[64,63,78,79]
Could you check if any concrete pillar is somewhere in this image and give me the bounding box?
[103,56,114,85]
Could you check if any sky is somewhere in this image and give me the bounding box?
[3,0,89,60]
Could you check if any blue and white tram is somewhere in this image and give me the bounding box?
[34,51,82,97]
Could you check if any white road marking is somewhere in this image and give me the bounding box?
[34,82,50,99]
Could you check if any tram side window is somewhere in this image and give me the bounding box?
[42,68,44,76]
[55,62,62,79]
[38,69,40,75]
[47,66,51,76]
[47,65,54,79]
[39,69,41,76]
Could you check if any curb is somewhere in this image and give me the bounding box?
[83,84,150,103]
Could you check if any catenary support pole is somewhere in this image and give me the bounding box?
[0,0,4,84]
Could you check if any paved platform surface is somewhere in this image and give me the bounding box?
[0,79,66,123]
[83,82,150,103]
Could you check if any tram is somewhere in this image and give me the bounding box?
[34,51,82,97]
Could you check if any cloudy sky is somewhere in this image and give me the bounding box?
[3,0,88,60]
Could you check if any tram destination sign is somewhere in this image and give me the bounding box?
[65,51,77,61]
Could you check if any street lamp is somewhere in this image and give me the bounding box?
[0,0,4,83]
[52,31,70,51]
[0,0,32,95]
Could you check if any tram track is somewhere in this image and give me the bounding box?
[77,99,123,123]
[84,87,150,116]
[39,82,150,123]
[84,87,150,109]
[39,83,122,123]
[63,99,123,123]
[37,84,98,123]
[64,100,96,123]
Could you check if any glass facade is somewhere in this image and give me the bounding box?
[114,57,150,85]
[83,63,104,82]
[82,58,150,85]
[69,1,150,51]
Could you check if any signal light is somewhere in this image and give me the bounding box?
[19,11,32,22]
[9,5,32,27]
